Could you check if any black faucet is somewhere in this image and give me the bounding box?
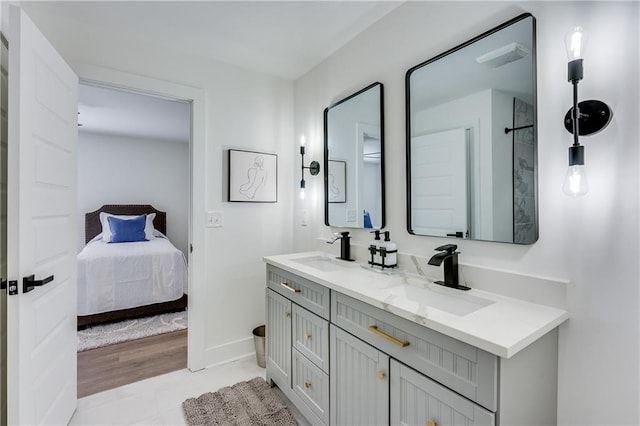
[427,244,470,291]
[327,231,354,262]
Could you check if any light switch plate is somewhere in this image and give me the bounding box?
[207,211,223,228]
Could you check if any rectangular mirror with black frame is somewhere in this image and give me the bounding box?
[406,13,537,244]
[324,82,384,229]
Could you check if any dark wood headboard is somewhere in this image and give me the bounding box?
[85,204,167,244]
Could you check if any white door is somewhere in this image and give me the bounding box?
[410,128,469,237]
[6,6,78,425]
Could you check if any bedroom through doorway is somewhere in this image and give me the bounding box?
[75,83,191,397]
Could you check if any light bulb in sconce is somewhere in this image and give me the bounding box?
[300,134,306,147]
[563,164,589,196]
[300,178,306,200]
[565,26,586,60]
[563,144,588,196]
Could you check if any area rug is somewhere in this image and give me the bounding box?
[77,311,187,352]
[182,377,298,426]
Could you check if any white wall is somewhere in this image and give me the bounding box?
[76,132,189,255]
[294,2,639,425]
[22,6,295,367]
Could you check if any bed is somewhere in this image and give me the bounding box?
[77,204,188,328]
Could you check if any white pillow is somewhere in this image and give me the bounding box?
[99,212,156,242]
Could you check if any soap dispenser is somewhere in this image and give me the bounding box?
[369,230,382,265]
[381,231,397,268]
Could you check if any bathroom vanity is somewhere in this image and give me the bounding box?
[264,252,568,426]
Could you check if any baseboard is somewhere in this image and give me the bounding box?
[205,336,256,368]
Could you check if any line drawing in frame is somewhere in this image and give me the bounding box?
[328,160,346,203]
[228,149,278,202]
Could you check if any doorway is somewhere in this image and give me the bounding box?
[74,65,208,376]
[75,82,191,396]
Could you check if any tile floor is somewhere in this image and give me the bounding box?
[70,356,266,425]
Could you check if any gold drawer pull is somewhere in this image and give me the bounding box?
[368,325,410,348]
[285,312,291,318]
[304,381,312,389]
[427,420,437,426]
[280,282,301,293]
[303,333,311,340]
[377,371,385,380]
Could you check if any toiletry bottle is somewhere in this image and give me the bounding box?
[382,231,397,267]
[369,230,381,265]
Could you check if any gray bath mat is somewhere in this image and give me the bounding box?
[182,377,298,426]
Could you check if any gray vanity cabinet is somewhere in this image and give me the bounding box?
[265,264,559,426]
[266,266,331,425]
[330,326,389,425]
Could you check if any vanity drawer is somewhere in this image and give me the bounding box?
[293,349,329,425]
[332,291,498,412]
[267,265,330,320]
[293,304,329,372]
[390,359,495,426]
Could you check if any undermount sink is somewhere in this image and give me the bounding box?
[292,255,343,272]
[386,283,494,316]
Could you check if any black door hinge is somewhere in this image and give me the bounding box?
[0,278,5,290]
[8,280,17,295]
[190,244,193,253]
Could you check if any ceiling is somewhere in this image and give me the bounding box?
[22,1,403,141]
[21,1,403,80]
[78,84,191,143]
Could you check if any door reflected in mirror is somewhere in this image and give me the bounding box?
[324,82,384,229]
[406,14,537,244]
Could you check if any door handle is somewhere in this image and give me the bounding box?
[23,274,54,293]
[446,231,464,238]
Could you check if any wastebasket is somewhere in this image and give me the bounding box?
[252,325,266,368]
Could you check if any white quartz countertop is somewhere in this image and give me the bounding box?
[264,251,569,359]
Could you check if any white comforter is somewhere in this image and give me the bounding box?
[77,236,188,316]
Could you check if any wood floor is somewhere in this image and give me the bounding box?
[77,329,187,398]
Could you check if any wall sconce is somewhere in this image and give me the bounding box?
[299,135,320,200]
[562,26,613,196]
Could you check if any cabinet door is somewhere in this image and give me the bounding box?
[293,304,329,372]
[330,325,389,425]
[390,360,494,426]
[266,289,292,389]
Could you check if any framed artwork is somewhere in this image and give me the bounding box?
[328,160,346,203]
[228,149,278,202]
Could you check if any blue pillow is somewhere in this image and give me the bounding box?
[107,215,147,243]
[364,211,373,228]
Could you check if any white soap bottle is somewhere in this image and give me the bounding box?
[369,230,382,266]
[381,231,397,268]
